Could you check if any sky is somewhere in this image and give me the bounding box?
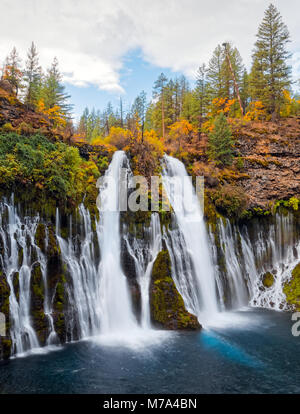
[0,0,299,121]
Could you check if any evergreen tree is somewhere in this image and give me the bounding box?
[153,73,168,138]
[240,69,250,112]
[250,3,291,117]
[206,45,224,100]
[78,107,89,139]
[24,42,42,107]
[207,112,235,166]
[2,47,23,96]
[132,91,147,141]
[41,57,72,117]
[221,43,244,100]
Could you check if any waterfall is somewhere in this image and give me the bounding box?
[123,213,162,328]
[0,196,57,355]
[210,213,300,311]
[1,151,299,358]
[97,151,138,334]
[162,155,219,323]
[56,205,101,340]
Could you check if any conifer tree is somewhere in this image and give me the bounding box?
[41,57,72,117]
[24,42,42,107]
[207,112,235,166]
[2,47,23,96]
[250,3,291,117]
[153,73,168,138]
[132,91,147,141]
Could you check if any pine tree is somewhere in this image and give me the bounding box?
[153,73,168,138]
[41,57,72,117]
[24,42,42,107]
[250,3,291,117]
[2,47,23,96]
[206,45,224,100]
[132,91,147,141]
[240,69,250,112]
[78,107,89,138]
[207,112,235,166]
[194,64,209,131]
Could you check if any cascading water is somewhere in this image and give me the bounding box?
[162,155,219,323]
[123,213,162,328]
[1,151,299,358]
[97,151,139,334]
[0,196,57,356]
[56,205,101,340]
[209,213,300,311]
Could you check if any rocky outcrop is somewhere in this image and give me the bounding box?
[0,87,64,141]
[233,118,300,209]
[150,250,201,330]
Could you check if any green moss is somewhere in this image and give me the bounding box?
[35,223,46,253]
[31,263,44,304]
[47,225,61,257]
[0,271,10,320]
[12,271,19,302]
[210,184,248,219]
[283,263,300,311]
[150,250,201,330]
[262,272,275,288]
[18,246,23,267]
[0,337,12,360]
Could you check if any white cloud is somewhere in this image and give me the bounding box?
[0,0,299,92]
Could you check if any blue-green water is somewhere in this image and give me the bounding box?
[0,309,299,394]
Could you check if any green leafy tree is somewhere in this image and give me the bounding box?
[250,3,291,117]
[207,112,235,166]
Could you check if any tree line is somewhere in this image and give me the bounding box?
[1,42,71,127]
[77,3,299,144]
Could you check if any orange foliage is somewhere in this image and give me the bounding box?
[244,101,266,121]
[37,99,67,127]
[209,97,236,117]
[168,120,194,152]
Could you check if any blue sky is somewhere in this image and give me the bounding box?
[67,49,190,121]
[0,0,299,122]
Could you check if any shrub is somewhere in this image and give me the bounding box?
[211,184,248,218]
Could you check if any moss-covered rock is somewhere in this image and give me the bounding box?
[262,271,275,288]
[47,225,61,258]
[12,271,19,302]
[52,269,68,343]
[0,337,12,360]
[0,271,10,322]
[150,250,201,330]
[35,223,46,253]
[30,262,47,345]
[283,263,300,311]
[0,271,11,359]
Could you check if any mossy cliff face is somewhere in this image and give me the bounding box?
[30,263,48,346]
[150,250,201,330]
[283,263,300,311]
[0,270,12,359]
[262,272,275,288]
[45,225,67,343]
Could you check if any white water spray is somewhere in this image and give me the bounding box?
[162,155,219,323]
